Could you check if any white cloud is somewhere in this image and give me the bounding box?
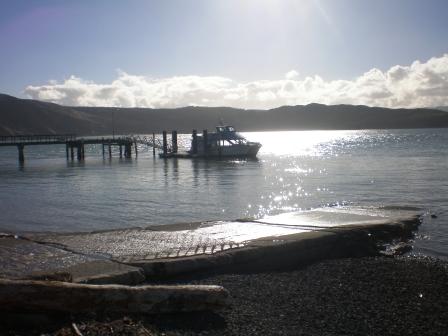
[25,54,448,109]
[285,70,300,80]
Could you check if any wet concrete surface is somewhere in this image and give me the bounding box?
[0,235,145,284]
[0,206,422,284]
[0,235,91,280]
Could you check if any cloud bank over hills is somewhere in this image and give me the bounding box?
[25,54,448,109]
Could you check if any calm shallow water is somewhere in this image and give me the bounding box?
[0,129,447,258]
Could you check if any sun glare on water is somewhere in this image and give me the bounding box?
[243,130,361,157]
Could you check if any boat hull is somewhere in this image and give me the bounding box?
[193,143,261,158]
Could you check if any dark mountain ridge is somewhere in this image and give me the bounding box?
[1,93,448,135]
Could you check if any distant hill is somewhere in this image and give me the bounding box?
[0,94,102,135]
[436,106,448,112]
[1,93,448,135]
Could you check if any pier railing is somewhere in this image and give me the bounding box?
[132,134,166,150]
[0,134,77,145]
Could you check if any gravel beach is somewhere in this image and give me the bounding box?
[2,256,447,336]
[146,256,448,336]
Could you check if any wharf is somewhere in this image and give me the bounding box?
[0,128,258,163]
[0,131,176,163]
[0,134,145,163]
[0,207,422,285]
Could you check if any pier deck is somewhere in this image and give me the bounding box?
[0,134,160,163]
[0,134,77,146]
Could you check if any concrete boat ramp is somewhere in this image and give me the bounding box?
[0,206,421,285]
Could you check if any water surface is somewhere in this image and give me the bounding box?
[0,129,446,258]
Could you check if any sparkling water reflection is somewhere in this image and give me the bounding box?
[0,129,447,258]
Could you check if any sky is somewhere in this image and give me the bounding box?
[0,0,448,109]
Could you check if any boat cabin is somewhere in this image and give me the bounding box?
[189,125,261,157]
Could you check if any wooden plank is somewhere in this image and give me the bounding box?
[0,279,229,314]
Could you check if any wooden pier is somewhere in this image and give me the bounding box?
[0,128,191,164]
[0,131,182,164]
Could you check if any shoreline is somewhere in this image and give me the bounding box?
[2,255,447,335]
[2,207,444,335]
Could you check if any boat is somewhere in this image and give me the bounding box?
[189,126,261,158]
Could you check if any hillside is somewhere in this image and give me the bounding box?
[0,94,103,135]
[1,93,448,135]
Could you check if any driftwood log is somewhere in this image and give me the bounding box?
[0,279,229,314]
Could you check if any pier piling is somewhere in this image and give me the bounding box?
[125,143,132,158]
[192,130,198,154]
[172,130,178,154]
[17,144,24,163]
[162,131,168,157]
[77,143,85,160]
[152,133,156,156]
[203,129,208,156]
[76,145,82,161]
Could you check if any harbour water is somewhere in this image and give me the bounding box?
[0,129,447,259]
